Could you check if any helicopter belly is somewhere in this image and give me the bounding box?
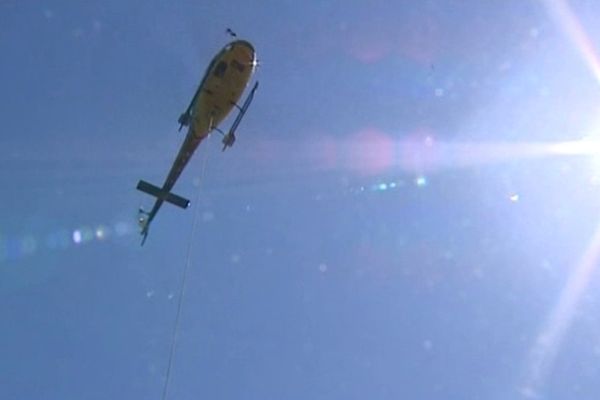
[191,40,256,138]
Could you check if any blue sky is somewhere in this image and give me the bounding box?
[3,1,600,399]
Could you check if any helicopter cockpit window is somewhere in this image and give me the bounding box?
[231,59,246,73]
[213,61,227,78]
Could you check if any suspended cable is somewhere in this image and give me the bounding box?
[161,135,212,400]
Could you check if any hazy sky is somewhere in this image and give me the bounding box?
[3,1,600,399]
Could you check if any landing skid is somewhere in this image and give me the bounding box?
[221,81,259,151]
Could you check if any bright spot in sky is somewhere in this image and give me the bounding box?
[72,230,82,244]
[363,179,406,193]
[95,226,108,240]
[543,135,600,186]
[319,263,328,273]
[415,176,427,187]
[510,193,520,202]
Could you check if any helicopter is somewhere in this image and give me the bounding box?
[136,35,259,245]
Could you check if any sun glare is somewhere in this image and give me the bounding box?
[518,1,600,397]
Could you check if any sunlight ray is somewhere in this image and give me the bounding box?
[517,2,600,397]
[545,0,600,86]
[519,225,600,398]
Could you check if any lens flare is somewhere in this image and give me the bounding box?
[0,220,135,266]
[415,175,427,187]
[545,0,600,86]
[248,134,600,178]
[72,230,83,244]
[520,226,600,398]
[518,2,600,397]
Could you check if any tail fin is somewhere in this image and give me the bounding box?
[136,180,190,209]
[138,209,150,246]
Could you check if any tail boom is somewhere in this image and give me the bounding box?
[136,180,190,209]
[136,180,190,246]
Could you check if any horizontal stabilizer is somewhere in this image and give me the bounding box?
[137,180,190,209]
